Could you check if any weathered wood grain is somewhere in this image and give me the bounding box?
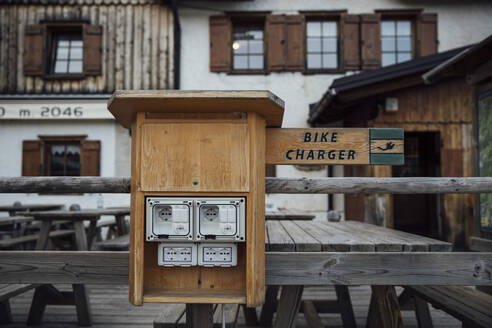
[266,221,295,252]
[1,251,492,286]
[2,177,492,194]
[279,221,321,252]
[470,236,492,252]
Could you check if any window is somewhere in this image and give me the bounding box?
[306,21,338,70]
[45,142,81,176]
[232,25,264,70]
[22,136,100,177]
[381,20,413,66]
[50,32,83,75]
[23,23,102,78]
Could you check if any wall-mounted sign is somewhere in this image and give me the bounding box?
[0,100,114,120]
[265,128,404,165]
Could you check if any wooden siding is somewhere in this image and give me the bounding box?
[0,2,174,94]
[367,78,475,247]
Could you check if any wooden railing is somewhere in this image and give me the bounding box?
[1,176,492,194]
[1,176,492,287]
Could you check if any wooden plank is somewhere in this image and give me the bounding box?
[2,251,492,286]
[343,221,428,252]
[326,221,402,252]
[0,284,37,302]
[413,295,433,328]
[470,236,492,252]
[266,220,295,252]
[108,90,285,129]
[274,285,303,328]
[407,286,492,328]
[2,177,492,194]
[292,221,351,252]
[345,221,452,252]
[312,221,376,252]
[279,220,321,252]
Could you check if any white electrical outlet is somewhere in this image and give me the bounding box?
[146,198,193,241]
[158,243,197,267]
[195,198,245,242]
[197,243,237,267]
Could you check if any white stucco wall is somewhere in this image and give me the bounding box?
[178,0,492,219]
[0,116,131,210]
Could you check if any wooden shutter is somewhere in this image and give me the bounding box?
[22,140,43,176]
[83,25,102,76]
[81,140,100,176]
[210,16,232,72]
[285,15,305,71]
[341,14,361,70]
[417,13,438,57]
[360,14,381,70]
[266,15,286,71]
[23,25,45,76]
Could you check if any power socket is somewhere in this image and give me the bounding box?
[197,243,237,267]
[158,243,197,267]
[196,199,245,242]
[146,198,193,241]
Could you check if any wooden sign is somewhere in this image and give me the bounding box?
[266,128,404,165]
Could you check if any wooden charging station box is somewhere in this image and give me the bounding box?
[108,90,284,307]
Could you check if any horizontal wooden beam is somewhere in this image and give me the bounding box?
[0,251,491,286]
[1,177,492,194]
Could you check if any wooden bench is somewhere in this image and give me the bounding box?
[402,286,492,328]
[0,229,75,249]
[95,234,129,251]
[0,284,38,324]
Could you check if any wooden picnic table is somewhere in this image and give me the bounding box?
[263,219,452,328]
[15,208,130,326]
[0,204,64,216]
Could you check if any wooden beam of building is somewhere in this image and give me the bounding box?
[265,128,404,165]
[0,251,491,286]
[1,177,492,194]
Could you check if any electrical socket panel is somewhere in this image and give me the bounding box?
[195,198,245,242]
[158,243,197,267]
[146,198,193,241]
[197,243,237,267]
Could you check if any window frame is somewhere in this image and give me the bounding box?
[303,12,344,74]
[39,135,86,177]
[227,13,268,75]
[377,11,420,67]
[42,21,88,80]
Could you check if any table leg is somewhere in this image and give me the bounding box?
[35,220,52,250]
[186,304,213,328]
[413,296,433,328]
[335,285,357,328]
[259,285,279,326]
[115,214,128,235]
[366,286,403,328]
[72,220,92,326]
[274,285,304,328]
[86,220,98,250]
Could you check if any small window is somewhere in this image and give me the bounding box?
[381,20,413,66]
[232,25,264,70]
[50,32,84,75]
[45,142,81,176]
[306,21,338,70]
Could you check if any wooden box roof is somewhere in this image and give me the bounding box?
[108,90,285,128]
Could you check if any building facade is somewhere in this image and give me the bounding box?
[0,0,175,208]
[178,0,492,219]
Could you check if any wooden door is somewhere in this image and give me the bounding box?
[392,132,440,237]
